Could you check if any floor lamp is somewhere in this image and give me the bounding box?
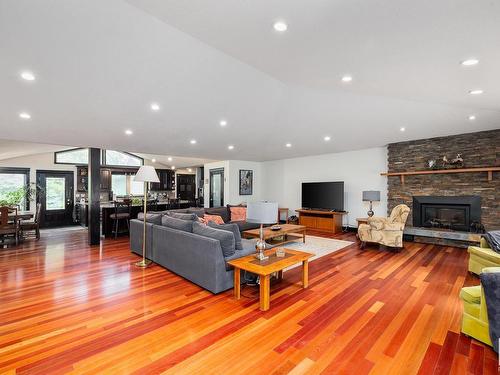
[134,166,159,268]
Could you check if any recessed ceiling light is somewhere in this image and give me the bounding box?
[150,102,160,111]
[190,139,197,144]
[273,21,287,32]
[285,143,292,148]
[220,120,227,127]
[19,112,31,119]
[468,115,476,121]
[469,89,483,95]
[21,71,35,81]
[151,158,156,163]
[228,145,234,150]
[341,75,353,83]
[461,59,479,66]
[324,136,331,141]
[167,157,173,162]
[400,127,406,132]
[171,166,175,170]
[187,168,192,172]
[125,129,133,135]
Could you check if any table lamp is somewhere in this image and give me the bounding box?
[247,201,279,260]
[134,166,159,267]
[362,190,380,217]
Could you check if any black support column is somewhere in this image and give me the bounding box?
[88,148,101,245]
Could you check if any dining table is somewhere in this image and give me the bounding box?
[8,211,34,221]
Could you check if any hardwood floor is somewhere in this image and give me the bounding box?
[0,229,496,374]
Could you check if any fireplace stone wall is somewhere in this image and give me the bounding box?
[387,129,500,231]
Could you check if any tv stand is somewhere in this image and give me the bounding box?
[296,209,348,233]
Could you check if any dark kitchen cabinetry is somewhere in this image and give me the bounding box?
[100,168,112,190]
[150,169,175,191]
[76,167,112,191]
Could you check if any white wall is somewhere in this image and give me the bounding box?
[261,147,388,227]
[203,160,262,207]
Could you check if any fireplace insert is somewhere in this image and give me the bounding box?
[413,196,481,232]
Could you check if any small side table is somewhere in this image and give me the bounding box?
[278,207,289,224]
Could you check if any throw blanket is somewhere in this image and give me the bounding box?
[480,271,500,353]
[485,230,500,253]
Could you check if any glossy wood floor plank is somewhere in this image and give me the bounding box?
[0,228,496,374]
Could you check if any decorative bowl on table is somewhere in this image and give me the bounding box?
[270,225,281,231]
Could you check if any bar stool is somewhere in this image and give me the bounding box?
[110,201,131,239]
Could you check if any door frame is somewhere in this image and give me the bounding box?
[209,168,224,208]
[36,170,75,228]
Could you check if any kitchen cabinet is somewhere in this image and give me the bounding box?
[100,168,112,190]
[151,169,175,191]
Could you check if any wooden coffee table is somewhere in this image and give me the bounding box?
[242,224,307,247]
[227,248,314,311]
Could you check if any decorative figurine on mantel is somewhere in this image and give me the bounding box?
[440,153,464,169]
[427,159,438,170]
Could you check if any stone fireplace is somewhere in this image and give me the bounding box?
[386,129,500,246]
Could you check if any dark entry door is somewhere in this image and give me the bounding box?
[177,174,196,201]
[209,168,224,208]
[37,170,74,228]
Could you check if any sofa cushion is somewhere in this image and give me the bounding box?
[460,285,481,305]
[187,207,205,218]
[229,206,247,222]
[161,215,193,232]
[231,221,261,233]
[167,212,198,221]
[193,221,235,257]
[204,214,225,225]
[468,246,500,264]
[205,207,230,223]
[208,221,243,250]
[223,238,257,270]
[136,213,163,225]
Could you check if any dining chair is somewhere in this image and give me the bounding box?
[0,206,19,247]
[19,202,42,240]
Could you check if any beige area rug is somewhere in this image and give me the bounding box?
[283,235,354,269]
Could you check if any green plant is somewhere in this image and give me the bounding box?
[0,183,40,208]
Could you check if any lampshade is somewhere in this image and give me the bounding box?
[134,166,160,183]
[362,190,380,202]
[246,201,278,224]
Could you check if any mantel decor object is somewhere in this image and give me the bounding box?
[362,190,381,217]
[247,201,279,260]
[134,166,160,268]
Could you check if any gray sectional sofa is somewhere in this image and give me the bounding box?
[129,206,260,294]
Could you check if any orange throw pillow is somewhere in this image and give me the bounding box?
[204,214,225,225]
[230,206,247,222]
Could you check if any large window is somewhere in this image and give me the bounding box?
[104,150,142,167]
[55,148,88,164]
[45,177,65,210]
[111,173,144,196]
[0,168,30,210]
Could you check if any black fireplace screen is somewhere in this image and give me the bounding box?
[413,196,481,232]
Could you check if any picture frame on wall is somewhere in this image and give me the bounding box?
[239,169,253,195]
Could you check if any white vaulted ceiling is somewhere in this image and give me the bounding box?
[0,0,499,162]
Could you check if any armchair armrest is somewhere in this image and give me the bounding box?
[367,217,387,230]
[383,222,405,231]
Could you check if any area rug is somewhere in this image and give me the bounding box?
[283,235,354,269]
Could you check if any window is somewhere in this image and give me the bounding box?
[45,177,65,210]
[55,148,88,164]
[111,173,144,196]
[0,168,30,210]
[104,150,142,167]
[111,174,127,196]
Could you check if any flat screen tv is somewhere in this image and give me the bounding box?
[301,181,344,211]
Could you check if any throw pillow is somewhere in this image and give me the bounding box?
[230,206,247,222]
[204,214,225,225]
[161,215,193,232]
[167,212,198,221]
[208,221,243,250]
[136,213,162,225]
[192,221,235,257]
[205,207,230,223]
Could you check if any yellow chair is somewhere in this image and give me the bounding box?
[460,267,500,347]
[468,238,500,275]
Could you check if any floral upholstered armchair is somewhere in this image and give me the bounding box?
[358,204,410,249]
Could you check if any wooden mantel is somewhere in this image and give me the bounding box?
[381,166,500,184]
